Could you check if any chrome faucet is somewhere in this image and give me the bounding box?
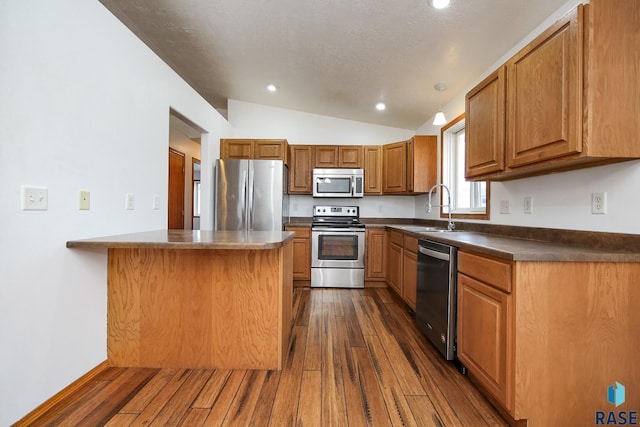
[427,184,455,231]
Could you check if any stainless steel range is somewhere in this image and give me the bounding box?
[311,205,365,288]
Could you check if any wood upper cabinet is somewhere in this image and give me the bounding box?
[465,0,640,181]
[465,67,506,179]
[382,141,407,193]
[506,7,582,169]
[220,139,253,159]
[314,145,338,167]
[401,235,418,310]
[382,136,437,194]
[254,140,288,161]
[363,146,382,194]
[338,146,363,168]
[220,139,288,162]
[285,225,311,282]
[314,145,363,168]
[365,228,387,281]
[288,145,314,194]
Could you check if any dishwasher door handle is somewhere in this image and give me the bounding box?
[419,246,450,261]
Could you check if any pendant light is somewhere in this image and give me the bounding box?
[433,83,447,126]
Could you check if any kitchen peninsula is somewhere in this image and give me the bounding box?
[67,230,294,370]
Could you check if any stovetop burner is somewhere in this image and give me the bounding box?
[312,205,363,228]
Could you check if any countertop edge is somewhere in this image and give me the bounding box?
[66,231,295,250]
[383,225,640,263]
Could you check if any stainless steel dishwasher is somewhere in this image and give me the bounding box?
[415,239,458,360]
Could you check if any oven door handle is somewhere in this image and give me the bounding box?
[419,246,450,262]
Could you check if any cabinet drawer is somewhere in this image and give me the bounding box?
[389,230,403,246]
[458,251,512,293]
[403,235,418,253]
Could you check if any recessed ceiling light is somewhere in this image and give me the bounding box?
[376,102,386,111]
[431,0,451,9]
[267,84,278,92]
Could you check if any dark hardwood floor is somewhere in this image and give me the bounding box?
[24,288,508,426]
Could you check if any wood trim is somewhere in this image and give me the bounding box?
[12,360,110,427]
[439,113,491,220]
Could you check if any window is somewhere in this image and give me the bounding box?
[440,113,489,219]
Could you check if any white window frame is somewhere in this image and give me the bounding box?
[440,114,490,219]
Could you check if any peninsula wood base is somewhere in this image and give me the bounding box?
[107,244,292,370]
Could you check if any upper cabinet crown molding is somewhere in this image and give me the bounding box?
[465,0,640,181]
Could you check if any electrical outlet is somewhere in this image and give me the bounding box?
[152,195,160,210]
[499,200,510,214]
[21,186,48,210]
[126,193,135,210]
[592,192,607,214]
[79,190,90,210]
[524,196,533,214]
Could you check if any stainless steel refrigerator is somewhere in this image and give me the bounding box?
[214,159,289,231]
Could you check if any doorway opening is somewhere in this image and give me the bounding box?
[168,111,203,230]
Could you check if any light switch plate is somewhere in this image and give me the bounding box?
[524,196,533,214]
[126,193,135,210]
[22,186,48,210]
[499,200,510,214]
[79,190,90,210]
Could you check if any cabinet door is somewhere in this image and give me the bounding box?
[363,146,382,194]
[288,145,313,194]
[386,231,404,295]
[220,139,253,159]
[506,7,582,168]
[382,141,407,193]
[254,139,287,162]
[365,228,387,280]
[285,226,311,281]
[338,146,363,168]
[457,273,513,410]
[314,146,338,168]
[466,67,506,179]
[402,245,417,310]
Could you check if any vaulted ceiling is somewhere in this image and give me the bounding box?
[99,0,568,129]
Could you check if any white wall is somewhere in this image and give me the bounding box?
[415,0,640,234]
[228,100,418,218]
[0,0,231,424]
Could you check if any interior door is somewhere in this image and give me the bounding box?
[168,148,185,229]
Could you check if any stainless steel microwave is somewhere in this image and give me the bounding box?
[312,168,364,198]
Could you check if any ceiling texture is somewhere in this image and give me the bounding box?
[98,0,568,130]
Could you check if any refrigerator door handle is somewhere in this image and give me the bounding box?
[247,166,254,230]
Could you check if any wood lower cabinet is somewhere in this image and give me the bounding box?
[220,139,288,162]
[382,136,437,194]
[386,231,403,295]
[456,250,640,426]
[363,145,382,194]
[466,0,640,181]
[288,145,314,194]
[401,235,418,310]
[385,230,419,309]
[285,225,311,284]
[457,252,513,411]
[365,228,387,282]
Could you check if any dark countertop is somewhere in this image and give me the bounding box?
[66,230,295,250]
[384,225,640,262]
